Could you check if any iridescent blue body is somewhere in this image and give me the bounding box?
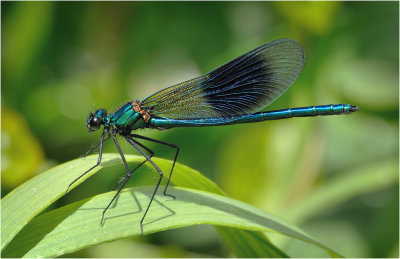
[149,103,356,129]
[100,102,357,131]
[70,39,359,237]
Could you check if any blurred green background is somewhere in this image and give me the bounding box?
[2,1,398,258]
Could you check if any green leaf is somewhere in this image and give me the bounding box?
[1,154,122,250]
[4,186,338,258]
[153,158,290,257]
[2,154,341,257]
[216,228,289,258]
[1,154,285,257]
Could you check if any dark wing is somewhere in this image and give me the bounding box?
[141,39,304,120]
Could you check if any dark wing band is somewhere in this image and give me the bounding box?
[141,39,304,120]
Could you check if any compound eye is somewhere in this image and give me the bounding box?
[88,116,101,131]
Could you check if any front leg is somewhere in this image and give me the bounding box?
[81,134,110,157]
[65,129,108,195]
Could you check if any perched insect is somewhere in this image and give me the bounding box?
[66,39,359,236]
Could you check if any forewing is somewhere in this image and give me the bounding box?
[141,39,304,120]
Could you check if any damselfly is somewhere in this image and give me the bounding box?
[66,39,359,236]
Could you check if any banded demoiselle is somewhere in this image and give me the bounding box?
[66,39,359,236]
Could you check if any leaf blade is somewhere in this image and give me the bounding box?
[152,158,290,257]
[3,186,338,258]
[2,154,340,257]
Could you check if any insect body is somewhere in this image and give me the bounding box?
[67,39,359,236]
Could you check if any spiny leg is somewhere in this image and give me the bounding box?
[130,134,179,199]
[101,132,160,237]
[111,140,154,191]
[82,134,111,157]
[126,136,165,237]
[101,130,132,225]
[65,129,109,195]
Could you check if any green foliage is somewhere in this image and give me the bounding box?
[2,1,398,257]
[2,155,341,257]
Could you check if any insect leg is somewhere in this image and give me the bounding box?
[111,139,154,191]
[125,136,165,237]
[130,134,179,199]
[101,132,158,237]
[82,134,110,157]
[65,129,109,195]
[100,130,132,225]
